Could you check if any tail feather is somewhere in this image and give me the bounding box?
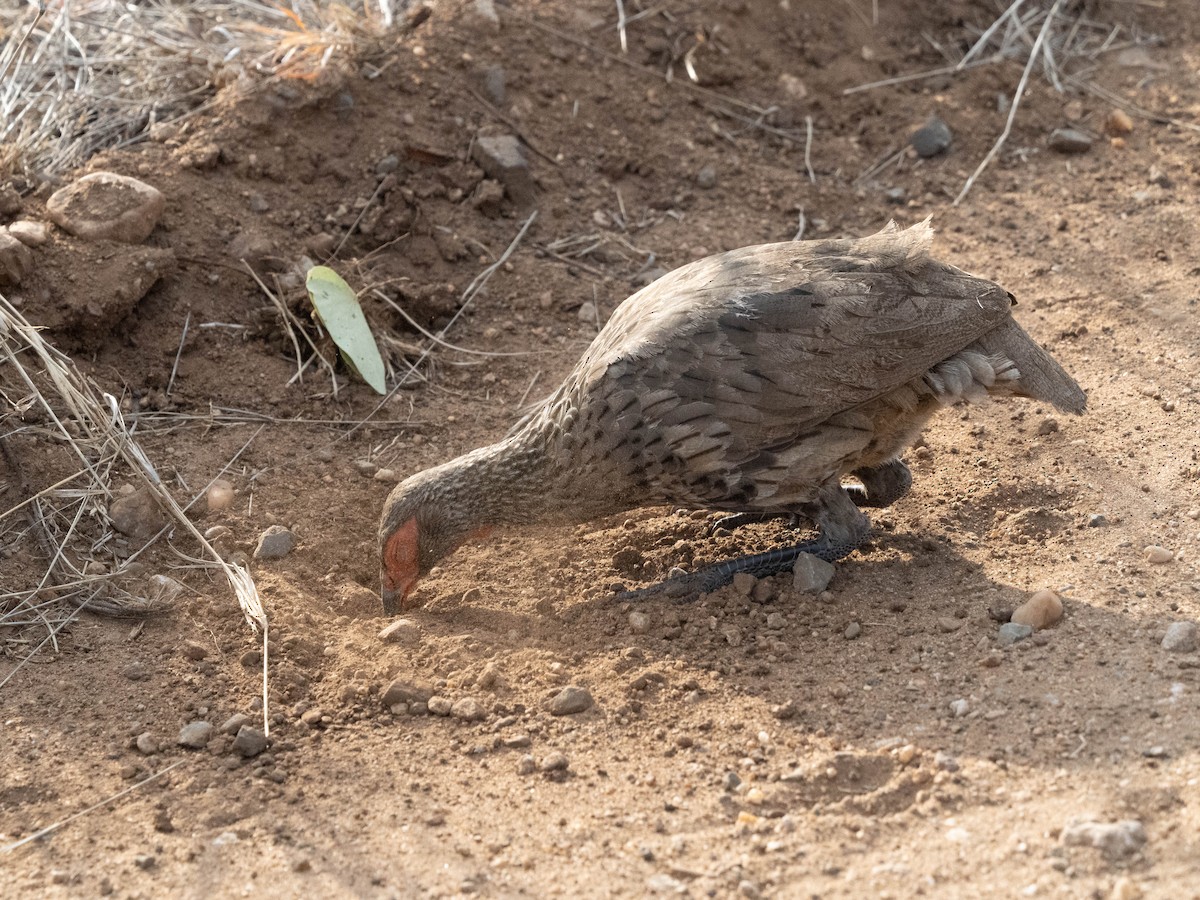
[976,320,1086,414]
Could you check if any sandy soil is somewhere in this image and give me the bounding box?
[2,0,1200,897]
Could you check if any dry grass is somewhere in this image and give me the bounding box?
[0,1,393,183]
[0,291,267,726]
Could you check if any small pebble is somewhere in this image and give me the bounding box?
[1110,877,1142,900]
[450,697,487,722]
[135,732,158,755]
[1144,545,1173,564]
[910,117,953,157]
[206,479,234,512]
[254,525,296,560]
[1105,109,1134,135]
[502,734,531,749]
[516,754,536,775]
[696,165,717,189]
[1087,514,1109,527]
[428,696,453,716]
[949,699,969,718]
[722,624,743,646]
[793,553,834,593]
[628,612,650,635]
[1048,127,1093,153]
[378,618,421,645]
[7,220,49,247]
[300,708,325,727]
[766,612,785,629]
[844,622,861,640]
[548,685,593,716]
[934,751,959,772]
[1010,589,1064,630]
[732,572,756,596]
[936,616,963,633]
[1161,621,1197,653]
[998,622,1034,646]
[232,725,268,757]
[180,641,208,661]
[178,721,213,749]
[1061,819,1146,859]
[204,525,231,542]
[897,744,917,765]
[540,751,569,772]
[221,713,251,734]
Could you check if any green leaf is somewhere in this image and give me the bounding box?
[305,266,386,395]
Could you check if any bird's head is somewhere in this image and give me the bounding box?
[378,469,492,614]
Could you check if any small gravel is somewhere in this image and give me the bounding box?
[1011,589,1064,630]
[516,754,536,775]
[378,618,421,645]
[381,678,433,708]
[628,612,650,635]
[696,165,717,189]
[540,751,569,772]
[548,685,594,716]
[793,553,834,593]
[949,699,969,718]
[1061,819,1146,859]
[1048,127,1093,153]
[178,721,213,750]
[844,622,861,640]
[428,696,453,716]
[221,713,251,735]
[998,622,1034,646]
[254,525,296,560]
[450,697,487,722]
[1161,621,1197,653]
[1144,545,1174,564]
[232,725,268,757]
[910,117,953,157]
[180,641,208,661]
[135,733,158,755]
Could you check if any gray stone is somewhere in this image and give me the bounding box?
[548,685,594,716]
[1048,128,1093,154]
[450,697,487,722]
[516,754,536,775]
[108,488,165,541]
[122,662,150,682]
[0,233,33,286]
[180,641,208,661]
[884,186,906,204]
[178,721,213,749]
[696,165,718,189]
[539,751,569,772]
[1062,819,1146,859]
[46,172,165,243]
[428,696,453,716]
[910,118,953,157]
[7,220,48,247]
[0,183,21,217]
[483,66,506,105]
[135,732,158,755]
[998,622,1034,646]
[628,611,650,634]
[375,154,400,177]
[792,553,834,593]
[1162,621,1197,653]
[220,713,251,735]
[378,618,421,645]
[1086,513,1109,527]
[844,621,861,640]
[253,525,295,560]
[232,725,268,757]
[381,678,433,708]
[471,135,534,206]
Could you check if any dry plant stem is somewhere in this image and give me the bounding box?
[1066,73,1200,132]
[0,760,186,854]
[462,85,561,169]
[954,0,1064,206]
[960,0,1027,69]
[804,115,816,184]
[333,177,389,258]
[512,11,767,116]
[241,260,336,392]
[166,310,191,396]
[615,0,629,53]
[373,291,544,357]
[842,58,995,95]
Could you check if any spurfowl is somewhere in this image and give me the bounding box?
[378,219,1084,613]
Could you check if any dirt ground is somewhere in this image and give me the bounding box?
[3,0,1200,896]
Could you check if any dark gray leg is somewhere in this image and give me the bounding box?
[618,482,870,601]
[844,459,912,509]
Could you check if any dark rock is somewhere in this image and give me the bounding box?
[232,725,268,757]
[381,678,433,708]
[109,488,165,541]
[253,525,296,560]
[471,135,534,206]
[0,232,34,286]
[178,721,214,749]
[1048,128,1093,154]
[548,685,594,716]
[910,118,953,157]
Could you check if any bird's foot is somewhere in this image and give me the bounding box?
[616,534,857,603]
[847,459,912,509]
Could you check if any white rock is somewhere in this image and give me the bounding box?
[949,698,969,718]
[628,611,650,634]
[7,220,49,247]
[47,172,165,244]
[1161,621,1197,653]
[1061,819,1146,859]
[1144,545,1173,564]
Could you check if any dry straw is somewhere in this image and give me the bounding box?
[0,292,269,730]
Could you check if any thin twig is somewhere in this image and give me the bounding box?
[955,0,1064,206]
[166,310,190,396]
[803,115,816,184]
[1,761,185,853]
[615,0,628,53]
